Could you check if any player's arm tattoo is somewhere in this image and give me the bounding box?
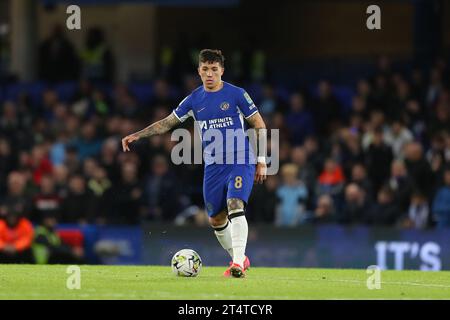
[135,112,181,138]
[246,112,267,159]
[227,198,245,214]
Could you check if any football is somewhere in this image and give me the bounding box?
[171,249,202,277]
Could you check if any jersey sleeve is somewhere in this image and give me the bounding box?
[237,89,259,119]
[173,94,193,123]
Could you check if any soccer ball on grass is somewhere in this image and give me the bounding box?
[171,249,202,277]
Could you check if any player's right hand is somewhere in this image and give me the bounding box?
[254,162,267,184]
[122,134,140,152]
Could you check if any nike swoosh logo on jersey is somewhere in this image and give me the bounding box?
[198,107,206,112]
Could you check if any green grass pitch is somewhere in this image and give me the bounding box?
[0,265,449,299]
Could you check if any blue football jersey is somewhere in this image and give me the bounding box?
[173,81,259,166]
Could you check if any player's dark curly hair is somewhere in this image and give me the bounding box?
[199,49,225,67]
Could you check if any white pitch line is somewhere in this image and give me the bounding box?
[301,278,450,289]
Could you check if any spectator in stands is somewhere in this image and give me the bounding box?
[82,157,99,180]
[174,160,204,208]
[60,174,96,224]
[259,83,285,115]
[149,78,176,110]
[425,67,443,108]
[370,75,390,114]
[349,163,374,201]
[81,27,115,83]
[71,80,93,117]
[317,158,345,202]
[386,160,413,213]
[306,194,336,224]
[384,119,414,159]
[53,165,70,198]
[303,135,324,173]
[114,84,140,119]
[14,93,34,135]
[98,137,121,183]
[285,92,315,146]
[290,146,317,208]
[0,101,21,141]
[349,95,369,121]
[404,98,425,131]
[156,43,176,81]
[356,78,375,110]
[39,89,61,123]
[365,127,393,194]
[275,164,309,226]
[50,130,70,166]
[388,79,411,121]
[403,142,434,198]
[32,212,85,264]
[70,122,102,161]
[90,89,111,118]
[64,113,81,140]
[87,166,111,198]
[340,129,365,177]
[38,24,80,82]
[249,47,267,82]
[269,112,289,143]
[25,144,53,186]
[1,171,32,218]
[400,191,431,229]
[144,155,180,222]
[87,166,111,224]
[50,104,71,134]
[0,204,34,263]
[313,80,342,138]
[367,186,400,226]
[339,183,371,224]
[361,110,387,150]
[428,94,450,137]
[247,175,279,223]
[277,141,293,167]
[182,74,201,97]
[105,161,146,224]
[432,166,450,228]
[0,137,16,196]
[348,114,364,137]
[426,133,447,184]
[64,145,81,175]
[444,134,450,163]
[410,68,426,106]
[31,174,62,223]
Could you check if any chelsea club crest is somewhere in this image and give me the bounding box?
[220,102,230,111]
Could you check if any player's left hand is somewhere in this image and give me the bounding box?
[255,162,267,184]
[122,133,140,152]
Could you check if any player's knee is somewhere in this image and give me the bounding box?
[211,219,230,232]
[209,211,228,228]
[227,198,245,216]
[227,198,244,211]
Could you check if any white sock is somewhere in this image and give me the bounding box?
[214,221,233,259]
[230,214,248,266]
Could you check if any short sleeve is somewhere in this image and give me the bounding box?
[237,89,259,119]
[173,94,193,123]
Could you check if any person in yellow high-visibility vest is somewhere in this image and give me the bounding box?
[80,27,115,83]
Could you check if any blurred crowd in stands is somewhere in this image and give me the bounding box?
[0,24,450,263]
[254,56,450,229]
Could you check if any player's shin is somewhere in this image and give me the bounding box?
[229,210,248,267]
[213,221,234,258]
